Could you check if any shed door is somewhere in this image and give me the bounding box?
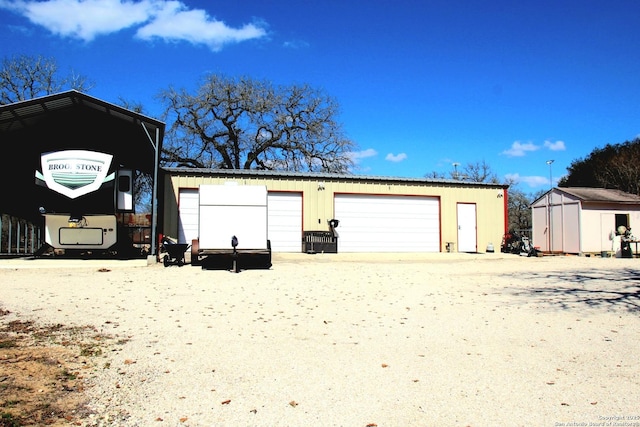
[532,205,549,252]
[600,213,615,252]
[334,194,440,252]
[457,203,477,252]
[177,189,199,244]
[268,192,302,252]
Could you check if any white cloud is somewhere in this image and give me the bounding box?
[283,39,309,49]
[544,140,566,151]
[136,2,267,50]
[506,173,556,188]
[436,158,454,167]
[501,141,540,157]
[1,0,155,40]
[350,148,377,161]
[503,173,521,185]
[6,23,33,35]
[385,152,407,162]
[0,0,267,48]
[520,175,549,188]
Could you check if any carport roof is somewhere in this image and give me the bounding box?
[0,89,164,138]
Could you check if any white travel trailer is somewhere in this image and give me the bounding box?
[35,149,134,254]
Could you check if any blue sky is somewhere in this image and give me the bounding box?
[1,0,639,193]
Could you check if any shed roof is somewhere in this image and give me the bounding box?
[162,167,509,189]
[556,187,640,204]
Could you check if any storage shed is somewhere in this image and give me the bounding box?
[531,187,640,256]
[160,168,509,254]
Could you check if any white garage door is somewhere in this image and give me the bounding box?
[268,192,302,252]
[177,189,199,244]
[334,194,440,252]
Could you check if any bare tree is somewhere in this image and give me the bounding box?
[507,187,532,232]
[158,74,357,172]
[503,175,545,234]
[0,55,93,104]
[117,97,145,114]
[425,171,446,179]
[462,160,499,183]
[426,159,499,183]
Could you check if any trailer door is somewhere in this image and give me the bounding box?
[178,189,199,244]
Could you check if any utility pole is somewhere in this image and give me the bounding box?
[546,160,554,253]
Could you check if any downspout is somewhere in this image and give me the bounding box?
[152,127,159,257]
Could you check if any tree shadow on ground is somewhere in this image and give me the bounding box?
[507,268,640,313]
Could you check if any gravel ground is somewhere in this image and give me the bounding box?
[1,252,639,427]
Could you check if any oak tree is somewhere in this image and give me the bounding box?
[0,54,92,104]
[559,138,640,195]
[158,74,357,172]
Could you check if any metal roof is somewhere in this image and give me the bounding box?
[556,187,640,204]
[0,89,164,137]
[162,167,509,188]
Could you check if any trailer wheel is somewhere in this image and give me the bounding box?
[266,239,272,269]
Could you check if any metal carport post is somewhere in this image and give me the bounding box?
[141,122,161,257]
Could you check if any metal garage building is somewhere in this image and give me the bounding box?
[160,168,508,253]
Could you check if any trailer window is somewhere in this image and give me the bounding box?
[118,175,131,192]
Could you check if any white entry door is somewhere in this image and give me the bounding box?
[600,213,615,252]
[457,203,477,252]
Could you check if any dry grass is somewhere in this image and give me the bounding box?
[0,309,115,426]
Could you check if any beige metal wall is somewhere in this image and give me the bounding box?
[163,172,507,253]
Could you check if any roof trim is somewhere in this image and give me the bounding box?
[162,167,509,188]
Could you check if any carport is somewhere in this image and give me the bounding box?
[0,90,165,255]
